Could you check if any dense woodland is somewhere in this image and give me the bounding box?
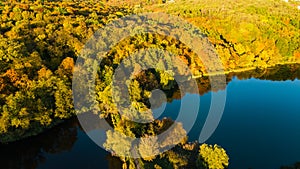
[0,0,300,169]
[143,0,300,69]
[0,0,134,142]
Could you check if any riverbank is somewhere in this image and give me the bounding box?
[192,62,300,78]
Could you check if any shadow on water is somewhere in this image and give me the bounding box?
[0,117,124,169]
[1,64,300,169]
[0,119,78,169]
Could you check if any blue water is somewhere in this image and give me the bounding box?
[1,77,300,169]
[214,78,300,169]
[37,130,109,169]
[162,77,300,169]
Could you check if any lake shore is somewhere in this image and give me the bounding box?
[192,61,300,78]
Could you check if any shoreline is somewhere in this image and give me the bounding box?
[2,62,300,144]
[192,61,300,78]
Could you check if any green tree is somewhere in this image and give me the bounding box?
[197,144,229,169]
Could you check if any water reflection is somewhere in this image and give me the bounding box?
[228,64,300,81]
[165,64,300,111]
[1,64,300,169]
[0,119,78,169]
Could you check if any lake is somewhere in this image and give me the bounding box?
[1,65,300,169]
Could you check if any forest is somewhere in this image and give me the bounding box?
[0,0,299,168]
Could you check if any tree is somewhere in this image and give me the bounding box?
[104,130,134,158]
[197,144,229,169]
[139,135,159,161]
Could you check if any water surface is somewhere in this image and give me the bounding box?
[1,67,300,169]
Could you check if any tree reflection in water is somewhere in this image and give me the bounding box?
[1,64,300,169]
[0,119,78,169]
